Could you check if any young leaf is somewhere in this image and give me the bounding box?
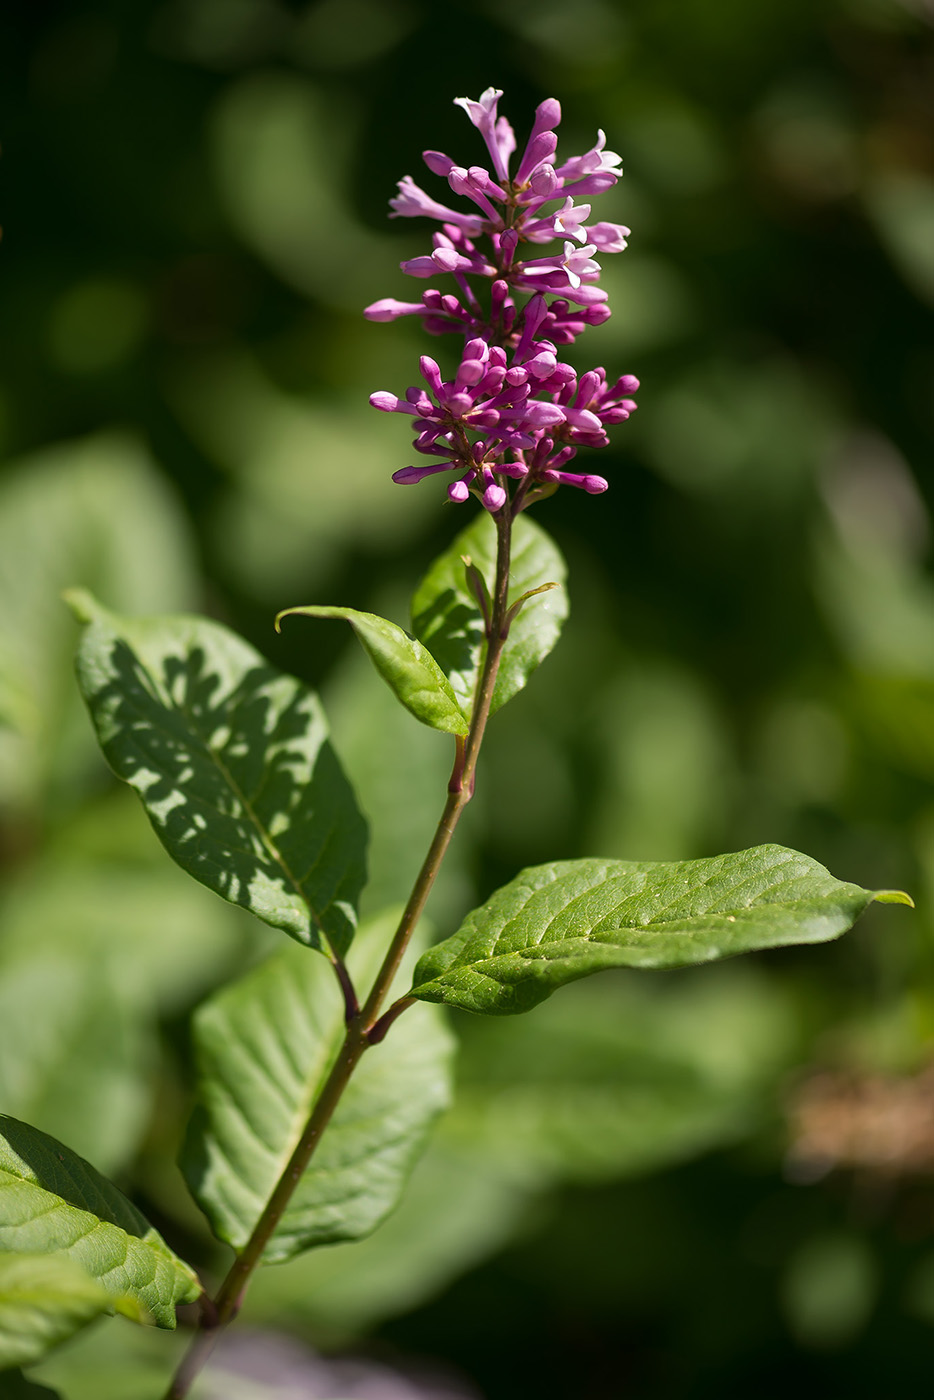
[409,844,912,1015]
[69,592,367,956]
[411,512,568,720]
[276,605,468,736]
[0,1254,111,1371]
[181,910,454,1263]
[0,1117,200,1327]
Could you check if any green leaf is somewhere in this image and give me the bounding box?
[246,1136,534,1335]
[0,797,251,1178]
[70,594,367,956]
[0,956,148,1180]
[323,643,468,922]
[248,965,796,1337]
[446,967,796,1181]
[0,1369,62,1398]
[27,1317,184,1400]
[3,802,249,1017]
[276,605,468,736]
[0,432,198,819]
[0,1117,199,1328]
[181,909,455,1263]
[0,1254,111,1371]
[411,512,568,720]
[409,844,912,1015]
[584,660,734,862]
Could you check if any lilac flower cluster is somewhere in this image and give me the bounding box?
[366,88,639,513]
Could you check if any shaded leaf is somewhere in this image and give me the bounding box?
[0,1117,199,1328]
[70,593,367,956]
[447,968,796,1181]
[0,1253,111,1370]
[249,965,797,1335]
[411,513,568,720]
[2,799,249,1016]
[246,1136,533,1335]
[26,1317,183,1400]
[410,845,911,1014]
[0,1369,63,1398]
[277,605,468,736]
[181,910,454,1263]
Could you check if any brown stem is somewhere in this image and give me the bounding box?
[357,506,512,1030]
[332,954,359,1024]
[162,508,514,1400]
[163,1024,369,1397]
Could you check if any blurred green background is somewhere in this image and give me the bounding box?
[2,0,934,1396]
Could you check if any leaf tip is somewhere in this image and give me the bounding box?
[62,587,101,625]
[275,605,328,634]
[873,888,915,908]
[504,580,560,628]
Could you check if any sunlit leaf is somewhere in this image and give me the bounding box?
[411,513,568,720]
[0,1254,111,1370]
[0,433,197,817]
[0,957,147,1179]
[181,910,454,1263]
[277,605,468,736]
[70,593,367,956]
[410,845,912,1014]
[0,1118,199,1328]
[0,796,250,1177]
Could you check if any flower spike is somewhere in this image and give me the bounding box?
[365,91,638,513]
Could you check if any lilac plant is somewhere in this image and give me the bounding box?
[366,87,639,512]
[0,91,910,1398]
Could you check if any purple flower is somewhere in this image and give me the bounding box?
[366,91,638,513]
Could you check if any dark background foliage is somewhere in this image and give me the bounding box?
[2,1,934,1396]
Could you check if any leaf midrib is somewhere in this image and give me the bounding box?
[193,722,327,945]
[476,851,824,952]
[421,896,857,984]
